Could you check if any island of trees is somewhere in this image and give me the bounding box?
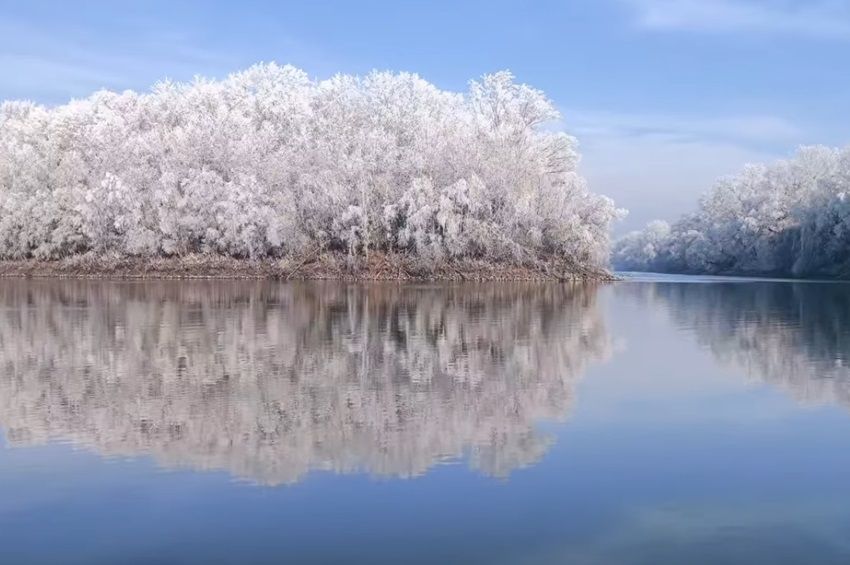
[613,146,850,279]
[0,63,621,280]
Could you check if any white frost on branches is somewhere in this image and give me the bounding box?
[613,146,850,277]
[0,64,620,267]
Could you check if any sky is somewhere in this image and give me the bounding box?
[1,0,849,232]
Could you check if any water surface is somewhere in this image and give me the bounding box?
[1,278,850,564]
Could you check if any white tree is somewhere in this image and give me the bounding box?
[612,146,850,278]
[0,64,620,271]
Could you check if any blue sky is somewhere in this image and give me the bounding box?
[2,0,849,231]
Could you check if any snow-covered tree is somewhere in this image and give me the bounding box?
[611,220,671,272]
[0,64,621,270]
[612,146,850,278]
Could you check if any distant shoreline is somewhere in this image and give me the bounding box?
[0,253,614,282]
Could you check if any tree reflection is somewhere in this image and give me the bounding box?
[0,281,609,484]
[628,281,850,407]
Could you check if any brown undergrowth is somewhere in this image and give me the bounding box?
[0,252,615,281]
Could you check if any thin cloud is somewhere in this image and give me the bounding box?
[561,108,798,231]
[581,135,782,233]
[0,18,239,103]
[564,108,801,149]
[621,0,850,38]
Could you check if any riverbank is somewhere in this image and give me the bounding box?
[0,253,615,282]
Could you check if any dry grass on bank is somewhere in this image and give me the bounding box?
[0,252,615,282]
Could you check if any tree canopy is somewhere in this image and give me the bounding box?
[0,64,620,270]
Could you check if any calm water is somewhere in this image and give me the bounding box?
[1,277,850,564]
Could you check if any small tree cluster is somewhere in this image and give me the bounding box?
[0,64,620,268]
[613,146,850,277]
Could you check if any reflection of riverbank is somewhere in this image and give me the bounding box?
[621,282,850,408]
[0,281,609,484]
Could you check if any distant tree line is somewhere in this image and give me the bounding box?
[613,147,850,278]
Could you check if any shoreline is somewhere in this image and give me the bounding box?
[0,253,615,282]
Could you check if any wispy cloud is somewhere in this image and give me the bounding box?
[564,108,801,151]
[621,0,850,38]
[0,18,239,103]
[562,108,801,231]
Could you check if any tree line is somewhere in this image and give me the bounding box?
[613,146,850,278]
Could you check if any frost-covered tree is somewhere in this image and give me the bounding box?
[610,220,671,272]
[0,64,620,270]
[612,146,850,278]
